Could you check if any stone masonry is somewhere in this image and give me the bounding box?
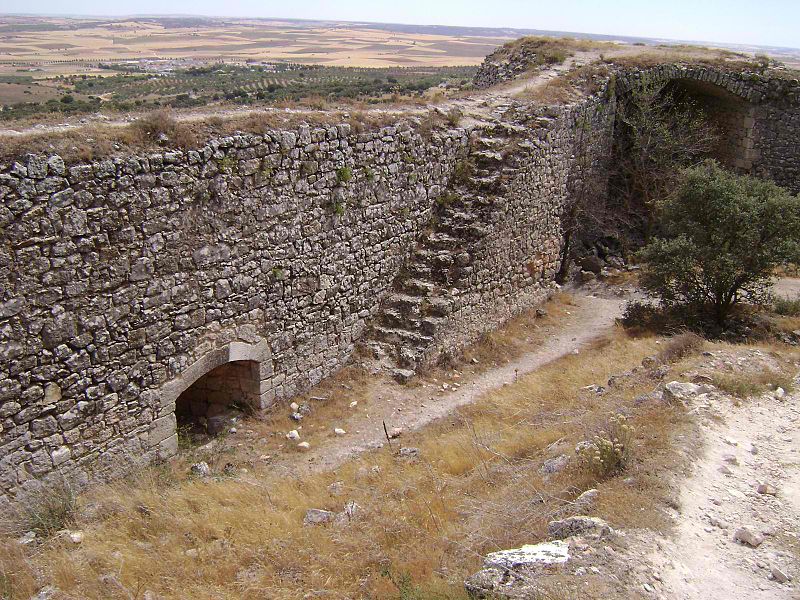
[1,59,799,506]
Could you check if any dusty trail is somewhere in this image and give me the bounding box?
[645,382,800,599]
[272,289,626,475]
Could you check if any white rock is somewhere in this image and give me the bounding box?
[29,586,59,600]
[67,530,84,544]
[484,541,570,569]
[334,428,346,436]
[290,402,299,411]
[17,531,36,545]
[575,488,598,507]
[297,441,311,450]
[349,401,358,408]
[304,508,335,526]
[286,430,300,440]
[190,462,211,477]
[663,381,703,403]
[541,454,569,474]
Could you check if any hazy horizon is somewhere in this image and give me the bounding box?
[2,1,799,50]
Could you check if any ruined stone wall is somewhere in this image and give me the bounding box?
[1,60,799,505]
[616,65,800,193]
[427,98,617,362]
[0,123,470,506]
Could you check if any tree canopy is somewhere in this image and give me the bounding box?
[638,160,800,326]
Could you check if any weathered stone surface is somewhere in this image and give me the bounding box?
[734,527,764,547]
[303,508,336,526]
[1,60,798,506]
[547,516,613,540]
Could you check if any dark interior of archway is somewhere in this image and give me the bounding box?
[175,360,260,438]
[661,79,755,172]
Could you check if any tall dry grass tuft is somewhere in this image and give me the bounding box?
[656,331,705,364]
[125,109,197,149]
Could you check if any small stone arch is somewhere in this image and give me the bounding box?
[616,66,761,174]
[159,339,274,437]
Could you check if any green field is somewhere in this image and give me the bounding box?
[0,63,477,121]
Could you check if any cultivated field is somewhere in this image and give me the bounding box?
[0,15,510,72]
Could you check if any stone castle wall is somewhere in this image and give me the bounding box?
[1,61,799,505]
[0,123,473,505]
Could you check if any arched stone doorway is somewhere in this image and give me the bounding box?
[175,359,261,435]
[158,340,273,438]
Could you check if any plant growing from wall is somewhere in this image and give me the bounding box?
[336,166,352,184]
[218,155,237,174]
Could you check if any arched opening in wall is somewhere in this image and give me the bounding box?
[175,360,261,438]
[661,79,756,172]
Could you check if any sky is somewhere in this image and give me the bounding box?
[2,0,798,49]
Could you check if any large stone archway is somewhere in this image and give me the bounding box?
[663,77,758,172]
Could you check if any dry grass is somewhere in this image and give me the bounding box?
[601,49,763,71]
[503,36,615,59]
[656,332,705,364]
[0,322,702,599]
[711,366,794,398]
[0,106,408,165]
[124,109,197,149]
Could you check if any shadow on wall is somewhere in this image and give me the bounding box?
[664,79,757,173]
[175,360,261,436]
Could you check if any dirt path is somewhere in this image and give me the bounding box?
[266,289,626,476]
[643,361,800,598]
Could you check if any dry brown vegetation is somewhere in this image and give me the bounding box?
[711,366,794,399]
[0,315,712,599]
[0,106,421,165]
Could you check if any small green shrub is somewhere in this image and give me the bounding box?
[578,413,635,478]
[436,191,460,206]
[336,166,353,184]
[364,167,375,181]
[452,159,473,184]
[218,155,236,173]
[333,200,346,216]
[445,107,462,127]
[638,161,800,327]
[271,267,287,281]
[381,568,466,600]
